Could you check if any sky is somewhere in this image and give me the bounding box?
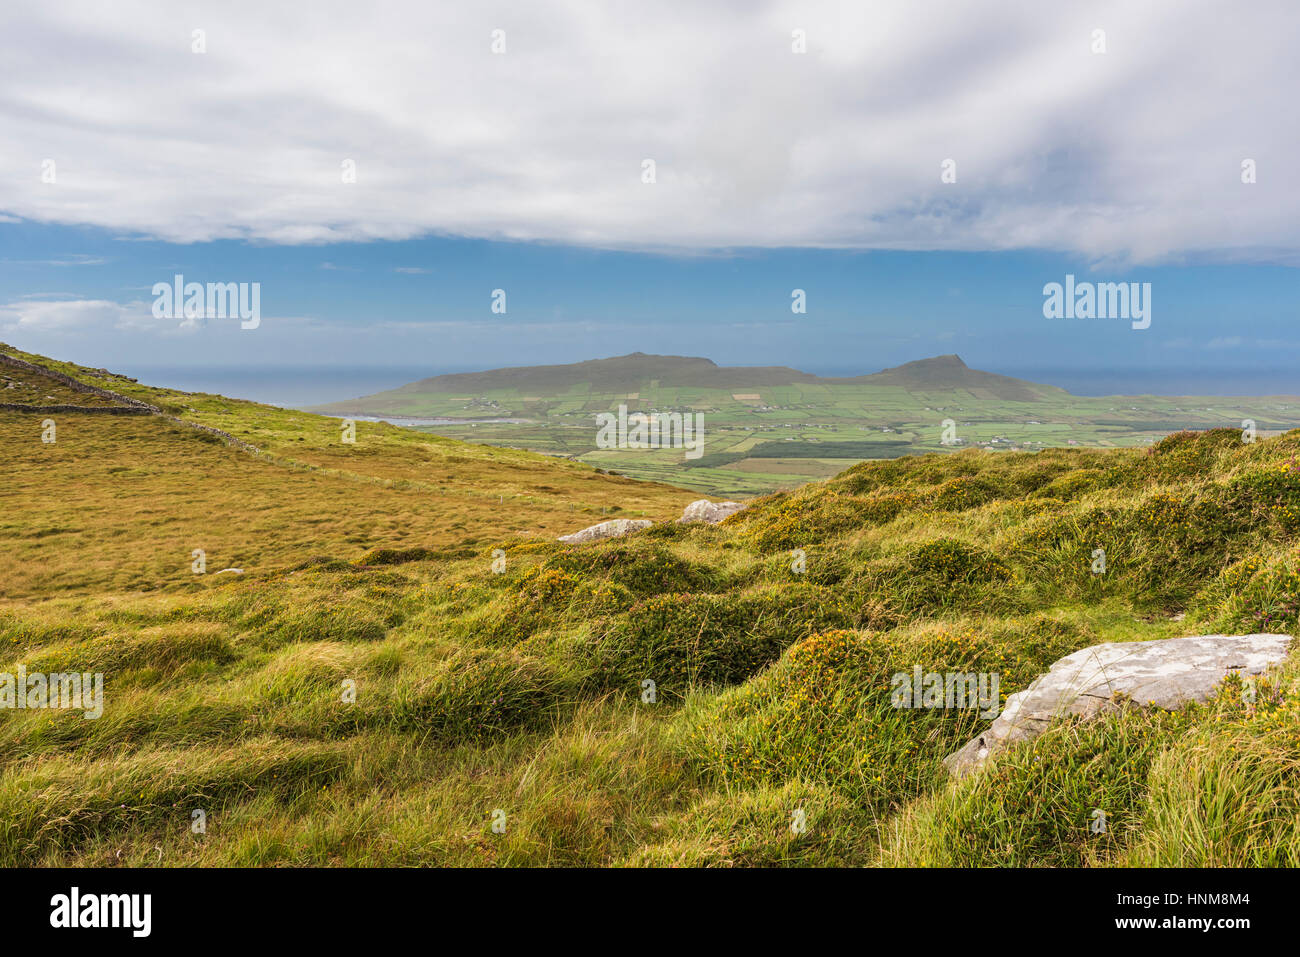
[1,0,1297,403]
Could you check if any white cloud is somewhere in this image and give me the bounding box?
[0,297,202,333]
[0,0,1296,262]
[0,297,330,340]
[0,299,137,331]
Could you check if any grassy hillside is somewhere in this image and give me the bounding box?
[3,351,1300,867]
[0,343,699,599]
[309,353,1300,497]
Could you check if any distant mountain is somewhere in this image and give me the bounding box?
[824,355,1064,402]
[368,353,813,396]
[313,353,1064,412]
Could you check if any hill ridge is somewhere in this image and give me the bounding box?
[314,352,1060,409]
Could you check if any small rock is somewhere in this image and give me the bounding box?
[943,633,1292,777]
[557,518,652,545]
[677,499,748,524]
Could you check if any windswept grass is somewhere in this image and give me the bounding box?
[3,349,1300,866]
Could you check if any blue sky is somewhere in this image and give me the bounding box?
[2,1,1298,402]
[2,220,1298,398]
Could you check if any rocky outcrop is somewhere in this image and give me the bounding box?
[677,499,747,524]
[555,499,749,544]
[943,634,1293,777]
[557,518,653,544]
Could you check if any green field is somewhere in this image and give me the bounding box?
[313,353,1300,496]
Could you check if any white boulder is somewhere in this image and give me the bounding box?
[678,499,747,524]
[943,633,1293,776]
[557,518,653,545]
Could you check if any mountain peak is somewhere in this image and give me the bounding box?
[889,354,967,371]
[603,352,717,367]
[850,353,1049,400]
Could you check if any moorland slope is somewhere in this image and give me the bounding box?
[2,346,1299,866]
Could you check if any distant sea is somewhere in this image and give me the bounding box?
[117,364,1300,409]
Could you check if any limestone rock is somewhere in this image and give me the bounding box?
[557,518,652,545]
[943,633,1292,777]
[677,499,747,524]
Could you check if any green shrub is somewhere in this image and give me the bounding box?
[675,622,1068,812]
[1195,546,1300,631]
[592,584,853,693]
[1141,428,1243,481]
[930,475,1001,512]
[1034,468,1116,501]
[1223,458,1300,532]
[545,544,716,595]
[906,538,1010,585]
[855,491,917,525]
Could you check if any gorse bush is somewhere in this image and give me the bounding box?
[1140,428,1245,481]
[544,544,718,595]
[1223,459,1300,533]
[906,538,1011,584]
[1033,467,1121,502]
[1196,545,1300,631]
[929,475,1002,512]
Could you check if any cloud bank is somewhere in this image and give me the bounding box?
[0,0,1296,261]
